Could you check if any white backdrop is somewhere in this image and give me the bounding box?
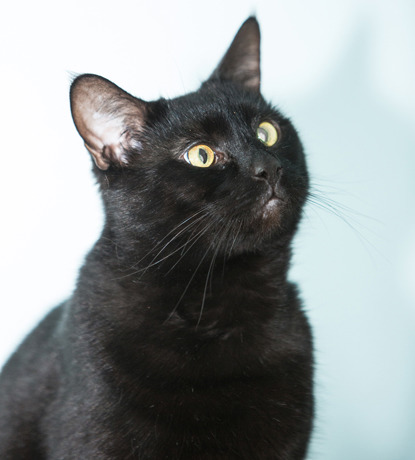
[1,1,414,459]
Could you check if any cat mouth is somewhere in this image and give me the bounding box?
[260,192,285,218]
[265,195,283,208]
[265,196,281,208]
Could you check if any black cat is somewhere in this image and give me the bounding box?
[0,17,313,459]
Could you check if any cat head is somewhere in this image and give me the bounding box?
[70,17,308,261]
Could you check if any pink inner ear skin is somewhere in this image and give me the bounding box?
[82,112,130,170]
[70,74,147,170]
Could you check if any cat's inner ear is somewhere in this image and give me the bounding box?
[70,75,147,170]
[208,16,260,92]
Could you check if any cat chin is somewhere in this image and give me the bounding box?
[233,212,291,252]
[251,191,287,227]
[262,196,283,218]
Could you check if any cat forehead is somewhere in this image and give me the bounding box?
[176,83,267,114]
[154,85,277,135]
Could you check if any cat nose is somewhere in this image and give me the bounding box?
[251,155,282,185]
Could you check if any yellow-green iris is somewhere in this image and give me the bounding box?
[186,145,215,168]
[257,121,278,147]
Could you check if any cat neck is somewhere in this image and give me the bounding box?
[76,230,293,328]
[97,225,292,288]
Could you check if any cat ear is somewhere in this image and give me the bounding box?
[70,74,147,170]
[208,16,260,92]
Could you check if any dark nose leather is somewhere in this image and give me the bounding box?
[251,153,282,186]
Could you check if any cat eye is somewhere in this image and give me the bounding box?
[256,121,278,147]
[184,145,216,168]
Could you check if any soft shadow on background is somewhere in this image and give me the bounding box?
[0,1,414,459]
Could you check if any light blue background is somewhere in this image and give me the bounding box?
[0,1,414,458]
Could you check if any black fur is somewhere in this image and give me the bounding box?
[0,18,313,459]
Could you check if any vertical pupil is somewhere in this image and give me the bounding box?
[198,148,208,163]
[258,127,268,143]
